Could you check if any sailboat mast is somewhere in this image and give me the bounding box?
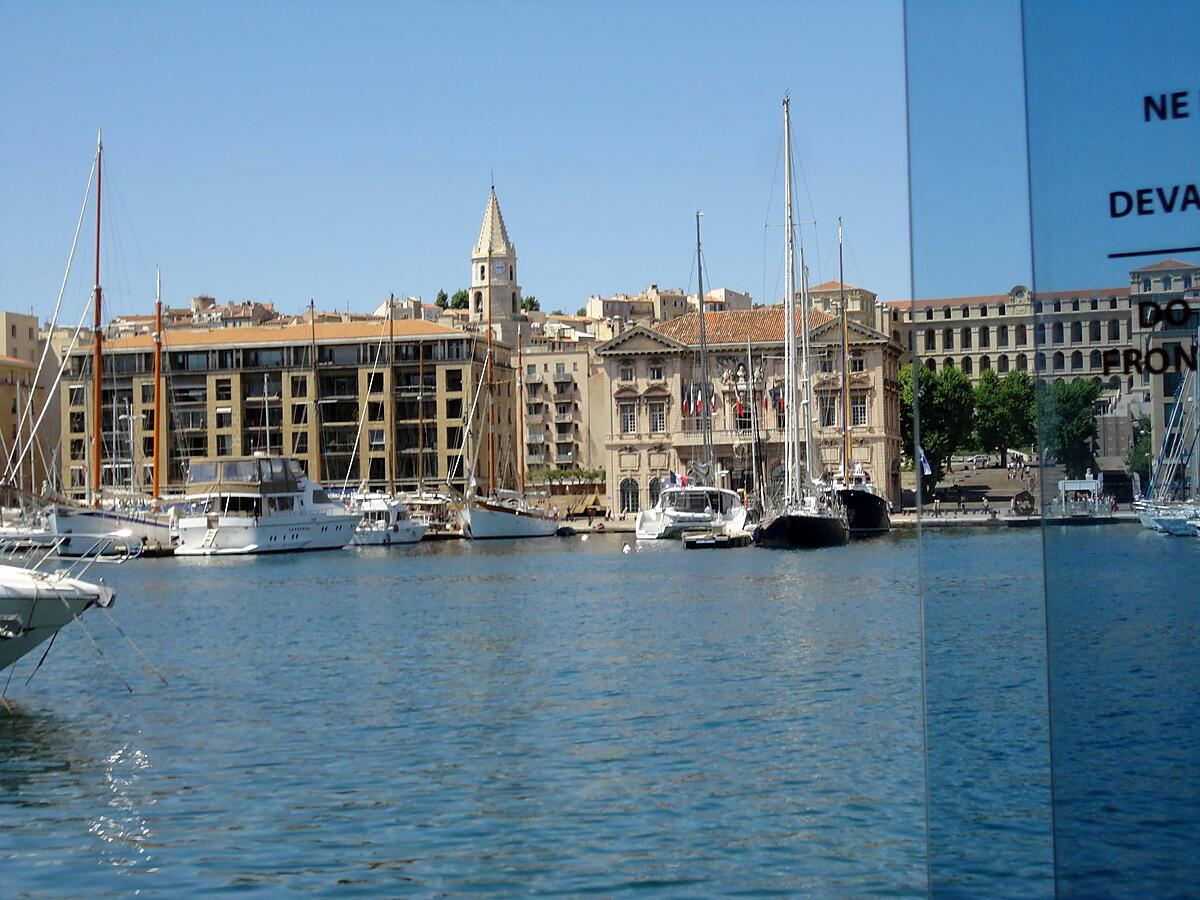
[152,268,162,498]
[90,130,104,502]
[838,217,851,484]
[695,211,714,481]
[747,338,759,497]
[389,295,398,497]
[309,298,322,482]
[782,97,799,502]
[799,247,816,482]
[486,249,496,495]
[516,332,525,494]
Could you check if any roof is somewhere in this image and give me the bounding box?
[0,354,36,368]
[473,188,513,258]
[809,279,863,292]
[87,318,464,353]
[884,286,1128,310]
[1132,257,1198,272]
[654,305,834,346]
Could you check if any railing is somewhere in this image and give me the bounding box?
[526,453,546,465]
[554,412,573,423]
[526,433,546,444]
[524,372,544,384]
[556,451,575,463]
[553,391,573,402]
[552,371,573,383]
[525,412,545,425]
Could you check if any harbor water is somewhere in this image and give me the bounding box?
[1,527,1193,894]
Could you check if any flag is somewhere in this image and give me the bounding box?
[735,385,744,417]
[918,446,932,476]
[709,385,718,413]
[681,386,690,416]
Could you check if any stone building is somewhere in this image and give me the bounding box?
[1,354,46,496]
[58,319,512,499]
[595,305,903,518]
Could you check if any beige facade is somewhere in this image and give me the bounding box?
[595,306,903,518]
[1,355,46,496]
[520,343,605,475]
[59,319,514,499]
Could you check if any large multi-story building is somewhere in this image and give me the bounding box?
[1,354,46,496]
[58,319,512,499]
[520,342,604,475]
[595,304,903,517]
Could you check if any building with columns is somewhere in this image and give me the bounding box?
[594,305,903,518]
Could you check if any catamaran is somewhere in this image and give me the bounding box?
[635,213,747,540]
[174,454,361,555]
[754,96,849,549]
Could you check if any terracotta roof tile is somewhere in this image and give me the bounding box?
[654,306,833,346]
[0,354,36,368]
[809,279,862,292]
[91,318,464,352]
[1132,257,1198,272]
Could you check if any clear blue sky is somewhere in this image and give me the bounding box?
[1,0,917,322]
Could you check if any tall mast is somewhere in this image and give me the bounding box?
[486,248,496,495]
[309,298,321,481]
[746,338,759,497]
[152,267,162,498]
[415,300,426,495]
[388,294,397,497]
[838,217,851,484]
[90,130,104,501]
[695,211,714,483]
[516,331,525,494]
[782,97,799,503]
[799,250,816,481]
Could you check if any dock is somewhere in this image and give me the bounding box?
[682,528,754,549]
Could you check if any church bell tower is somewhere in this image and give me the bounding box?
[470,187,522,342]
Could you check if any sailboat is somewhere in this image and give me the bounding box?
[830,219,891,536]
[635,213,747,541]
[44,134,174,554]
[461,249,559,539]
[754,96,849,549]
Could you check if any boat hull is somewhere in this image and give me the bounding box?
[351,521,428,546]
[1,571,115,673]
[175,513,361,555]
[48,505,174,555]
[463,502,558,539]
[754,512,849,548]
[837,489,892,536]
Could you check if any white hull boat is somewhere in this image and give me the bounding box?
[635,484,747,541]
[462,497,559,539]
[1,564,116,673]
[48,504,173,555]
[174,454,361,556]
[351,493,427,546]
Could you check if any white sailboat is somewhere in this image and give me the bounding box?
[635,212,747,540]
[754,95,848,549]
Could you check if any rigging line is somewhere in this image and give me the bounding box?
[5,155,96,480]
[24,626,58,687]
[98,606,168,685]
[55,593,133,693]
[339,318,391,496]
[105,159,154,292]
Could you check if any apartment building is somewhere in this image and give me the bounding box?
[1,354,46,496]
[520,343,604,475]
[58,319,513,499]
[595,305,903,518]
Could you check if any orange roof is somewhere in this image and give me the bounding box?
[884,287,1128,310]
[93,318,464,352]
[1132,257,1197,272]
[0,354,36,368]
[654,306,833,346]
[809,280,863,292]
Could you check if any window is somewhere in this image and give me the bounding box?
[367,372,383,394]
[1070,321,1082,342]
[1070,351,1083,370]
[851,392,867,427]
[216,434,232,457]
[526,363,536,376]
[141,383,155,403]
[1090,350,1102,369]
[68,385,84,406]
[923,330,935,352]
[1052,322,1063,344]
[368,401,385,421]
[998,355,1010,374]
[445,368,463,393]
[1163,276,1173,291]
[620,478,640,514]
[290,375,308,398]
[1017,354,1028,371]
[1053,351,1065,371]
[818,393,837,428]
[978,326,990,348]
[291,432,308,455]
[291,404,308,425]
[998,325,1009,347]
[1142,278,1152,292]
[980,355,991,371]
[1108,320,1121,341]
[649,364,663,380]
[943,328,954,350]
[819,353,835,373]
[649,402,666,433]
[216,410,233,429]
[849,354,865,373]
[961,327,972,349]
[368,428,385,450]
[1089,320,1102,342]
[962,356,973,375]
[619,364,634,382]
[555,362,566,375]
[216,379,233,401]
[70,411,85,433]
[619,402,637,434]
[649,477,664,507]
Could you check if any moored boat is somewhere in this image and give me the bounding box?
[462,493,559,539]
[1,562,116,673]
[635,483,747,541]
[835,464,892,537]
[351,493,427,546]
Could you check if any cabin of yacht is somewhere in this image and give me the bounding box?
[635,483,748,541]
[350,493,427,546]
[174,454,361,556]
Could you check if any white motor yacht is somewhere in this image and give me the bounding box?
[175,454,361,556]
[351,493,427,546]
[635,482,748,541]
[1,561,116,673]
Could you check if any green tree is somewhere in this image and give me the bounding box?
[576,307,587,316]
[899,363,974,494]
[522,295,540,312]
[973,369,1037,463]
[434,289,449,309]
[450,289,470,310]
[1038,378,1100,476]
[1126,413,1152,487]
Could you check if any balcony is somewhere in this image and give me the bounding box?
[526,453,546,465]
[554,412,573,424]
[555,450,575,463]
[526,432,546,444]
[524,372,544,384]
[525,412,545,425]
[552,370,573,383]
[552,391,573,403]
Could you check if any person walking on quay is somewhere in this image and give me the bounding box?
[933,496,941,517]
[982,495,990,517]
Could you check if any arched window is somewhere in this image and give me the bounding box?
[620,478,640,514]
[649,477,664,507]
[1089,320,1101,342]
[1017,353,1028,371]
[480,265,485,280]
[1015,324,1027,345]
[1108,320,1121,340]
[1070,350,1083,370]
[1184,275,1193,290]
[1109,375,1120,390]
[943,357,955,369]
[997,325,1008,346]
[1070,321,1082,342]
[1090,350,1102,369]
[1071,298,1080,312]
[1053,299,1062,312]
[1053,351,1065,371]
[943,327,954,350]
[1163,275,1173,291]
[962,356,973,374]
[473,290,483,312]
[1142,278,1152,292]
[961,326,972,348]
[925,357,937,371]
[510,265,514,280]
[998,355,1009,373]
[512,291,518,314]
[979,326,990,347]
[1036,323,1046,344]
[998,303,1006,315]
[980,355,991,371]
[1035,352,1045,372]
[1052,322,1064,344]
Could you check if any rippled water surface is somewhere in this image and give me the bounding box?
[2,533,926,895]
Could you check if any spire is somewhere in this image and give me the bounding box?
[473,187,513,258]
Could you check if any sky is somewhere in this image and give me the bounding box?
[1,0,918,323]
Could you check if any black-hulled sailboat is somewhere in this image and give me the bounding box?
[831,218,891,536]
[754,96,848,549]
